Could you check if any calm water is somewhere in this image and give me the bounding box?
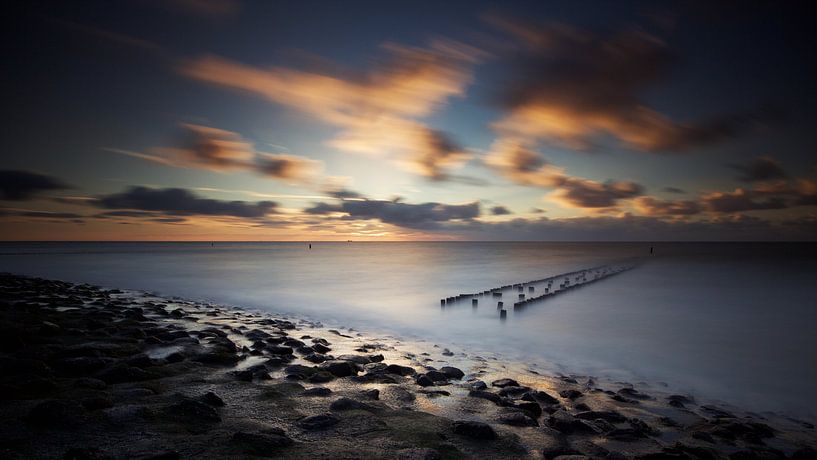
[1,242,816,417]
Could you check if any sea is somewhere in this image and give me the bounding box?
[1,241,815,418]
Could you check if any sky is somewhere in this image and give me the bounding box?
[1,0,816,241]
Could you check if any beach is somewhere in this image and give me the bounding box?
[1,273,815,459]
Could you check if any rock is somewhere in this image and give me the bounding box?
[74,378,107,390]
[311,343,331,354]
[232,431,293,455]
[441,348,454,356]
[362,389,380,400]
[302,353,327,363]
[95,365,157,384]
[199,391,225,407]
[266,345,293,355]
[416,374,434,387]
[27,400,87,427]
[498,386,531,397]
[516,401,542,418]
[397,447,442,460]
[164,398,221,423]
[385,386,415,403]
[330,397,377,412]
[792,447,817,460]
[468,380,488,391]
[139,451,180,460]
[424,370,448,382]
[63,447,113,460]
[453,420,496,440]
[547,410,598,434]
[298,413,340,430]
[468,390,502,405]
[369,354,385,362]
[439,366,465,380]
[617,387,651,400]
[606,428,646,442]
[574,410,625,423]
[307,371,334,383]
[629,417,660,436]
[559,389,583,400]
[385,364,415,376]
[498,412,538,426]
[320,360,358,377]
[491,378,519,388]
[303,387,332,396]
[335,354,371,365]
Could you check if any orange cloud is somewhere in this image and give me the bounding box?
[180,41,484,178]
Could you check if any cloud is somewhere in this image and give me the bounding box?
[633,196,702,216]
[0,170,72,201]
[444,214,817,241]
[701,188,787,213]
[304,195,480,229]
[488,17,769,153]
[95,186,277,218]
[165,0,241,17]
[485,140,643,208]
[180,40,484,179]
[112,124,323,184]
[730,156,788,182]
[491,205,511,215]
[662,187,686,194]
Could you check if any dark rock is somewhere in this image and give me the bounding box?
[559,389,583,400]
[547,410,598,434]
[452,420,496,440]
[362,389,380,400]
[139,451,180,460]
[516,401,542,418]
[498,385,531,397]
[329,397,377,412]
[607,428,647,441]
[792,447,817,460]
[298,413,340,430]
[63,447,113,460]
[199,391,225,407]
[385,364,415,376]
[74,378,107,390]
[307,371,334,383]
[266,345,293,355]
[27,399,87,427]
[498,412,538,426]
[232,431,293,455]
[468,380,488,391]
[416,374,434,387]
[320,360,358,377]
[397,447,442,460]
[424,370,448,382]
[439,366,464,379]
[311,343,332,354]
[522,390,559,405]
[574,410,625,423]
[469,390,502,404]
[369,354,385,362]
[302,387,332,397]
[618,387,651,400]
[165,398,221,423]
[491,378,519,388]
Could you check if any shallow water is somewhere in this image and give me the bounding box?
[1,241,815,418]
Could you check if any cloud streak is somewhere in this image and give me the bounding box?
[0,170,72,201]
[95,186,278,219]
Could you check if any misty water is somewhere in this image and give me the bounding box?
[1,242,815,418]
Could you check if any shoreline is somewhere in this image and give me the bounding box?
[0,273,814,459]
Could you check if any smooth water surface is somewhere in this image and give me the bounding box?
[1,242,815,417]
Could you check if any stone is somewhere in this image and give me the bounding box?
[559,389,583,400]
[298,413,340,430]
[416,374,434,387]
[330,397,377,412]
[498,412,538,427]
[491,378,519,388]
[547,410,597,434]
[574,410,625,423]
[397,448,442,460]
[164,398,221,423]
[27,400,87,427]
[362,388,380,400]
[320,360,358,377]
[468,390,502,404]
[385,364,416,376]
[96,365,157,384]
[232,431,293,455]
[452,420,496,440]
[439,366,464,379]
[199,391,225,407]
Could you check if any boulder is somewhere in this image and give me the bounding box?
[452,420,496,440]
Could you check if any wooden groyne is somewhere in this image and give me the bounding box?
[440,263,636,316]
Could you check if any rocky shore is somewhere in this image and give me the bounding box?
[0,273,814,459]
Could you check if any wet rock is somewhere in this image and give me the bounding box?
[792,447,817,460]
[307,371,334,383]
[336,354,371,365]
[302,353,326,363]
[397,447,442,460]
[617,387,651,400]
[559,389,583,400]
[311,343,332,354]
[607,428,647,442]
[330,397,377,412]
[521,390,559,405]
[385,386,416,403]
[453,420,496,440]
[629,418,660,436]
[424,370,448,382]
[199,391,225,407]
[139,451,180,460]
[574,410,625,423]
[63,447,113,460]
[439,366,464,380]
[369,354,385,362]
[491,378,519,388]
[266,345,293,355]
[499,386,531,397]
[302,387,332,397]
[668,394,693,408]
[298,413,340,430]
[547,410,598,434]
[516,401,542,418]
[362,388,380,400]
[385,364,416,376]
[74,378,107,390]
[469,390,502,404]
[232,431,293,455]
[419,389,450,397]
[416,374,434,387]
[320,360,358,377]
[468,380,488,391]
[164,398,221,423]
[498,412,538,427]
[27,399,87,427]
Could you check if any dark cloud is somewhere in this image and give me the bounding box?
[96,186,277,218]
[445,214,817,241]
[327,189,365,199]
[701,188,787,213]
[730,156,788,182]
[491,205,511,215]
[489,18,770,153]
[412,129,470,181]
[0,170,71,201]
[17,211,84,219]
[662,187,686,194]
[304,196,480,229]
[254,153,322,181]
[551,177,644,208]
[634,196,702,216]
[530,207,546,214]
